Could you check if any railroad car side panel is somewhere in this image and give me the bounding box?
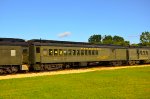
[0,46,22,65]
[97,48,115,61]
[128,49,138,60]
[138,49,149,60]
[115,49,127,60]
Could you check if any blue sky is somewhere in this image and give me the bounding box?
[0,0,150,43]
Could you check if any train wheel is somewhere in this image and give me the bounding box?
[111,61,122,66]
[128,61,135,65]
[58,64,63,69]
[110,62,117,66]
[39,64,44,71]
[6,67,12,74]
[44,65,48,70]
[135,61,140,65]
[11,66,18,73]
[47,66,52,71]
[0,69,4,74]
[65,64,70,69]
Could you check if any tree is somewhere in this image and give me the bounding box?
[102,35,113,44]
[140,31,150,46]
[113,35,124,45]
[131,43,139,46]
[123,41,130,46]
[88,34,102,44]
[88,34,130,46]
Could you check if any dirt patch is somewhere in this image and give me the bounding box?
[0,64,150,80]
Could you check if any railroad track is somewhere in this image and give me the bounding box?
[0,64,150,80]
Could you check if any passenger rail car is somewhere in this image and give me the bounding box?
[0,38,29,74]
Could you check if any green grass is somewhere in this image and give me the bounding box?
[0,67,150,99]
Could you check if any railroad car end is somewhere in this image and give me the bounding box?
[21,64,29,71]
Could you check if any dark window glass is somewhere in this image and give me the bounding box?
[49,49,53,56]
[73,50,76,55]
[36,47,40,53]
[59,49,63,56]
[23,49,28,54]
[89,50,91,55]
[77,50,80,55]
[92,50,95,55]
[68,49,72,55]
[85,50,88,55]
[64,49,67,56]
[137,50,139,54]
[54,49,58,55]
[146,51,148,55]
[96,50,98,55]
[81,50,84,55]
[112,49,115,52]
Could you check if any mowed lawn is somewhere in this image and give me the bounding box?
[0,67,150,99]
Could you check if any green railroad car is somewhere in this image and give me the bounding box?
[127,47,150,65]
[0,38,29,74]
[28,39,128,70]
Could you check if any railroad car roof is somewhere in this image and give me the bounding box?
[28,39,127,48]
[0,38,27,46]
[0,38,25,42]
[128,46,150,49]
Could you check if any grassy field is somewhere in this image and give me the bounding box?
[0,66,150,99]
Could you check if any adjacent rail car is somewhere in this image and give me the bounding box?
[127,47,150,65]
[0,38,29,74]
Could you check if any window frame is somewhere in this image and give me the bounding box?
[36,47,40,53]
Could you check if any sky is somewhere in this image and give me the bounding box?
[0,0,150,44]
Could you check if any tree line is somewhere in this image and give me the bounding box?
[88,31,150,46]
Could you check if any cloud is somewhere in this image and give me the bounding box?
[58,32,71,38]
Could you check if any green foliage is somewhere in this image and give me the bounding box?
[112,35,124,45]
[0,67,150,99]
[102,35,113,44]
[113,35,124,42]
[131,43,139,46]
[123,41,130,46]
[88,34,102,44]
[88,31,150,46]
[89,34,130,46]
[140,31,150,46]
